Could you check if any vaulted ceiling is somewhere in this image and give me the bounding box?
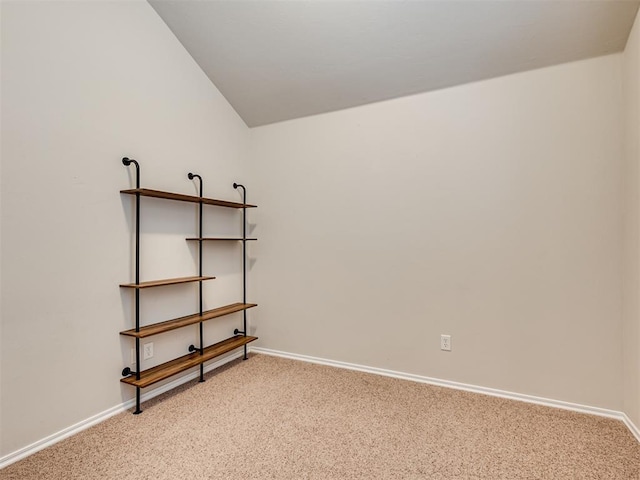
[149,0,640,127]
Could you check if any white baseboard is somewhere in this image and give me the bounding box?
[622,413,640,443]
[0,351,244,470]
[251,347,638,438]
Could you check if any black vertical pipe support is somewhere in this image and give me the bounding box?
[122,157,142,414]
[233,182,248,360]
[188,173,205,382]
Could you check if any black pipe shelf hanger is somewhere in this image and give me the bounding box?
[119,157,258,414]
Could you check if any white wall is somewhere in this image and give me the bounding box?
[0,0,249,456]
[623,10,640,429]
[249,54,624,410]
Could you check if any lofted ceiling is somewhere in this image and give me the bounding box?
[149,0,640,127]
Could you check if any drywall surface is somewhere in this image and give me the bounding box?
[1,1,249,456]
[623,10,640,428]
[249,54,623,410]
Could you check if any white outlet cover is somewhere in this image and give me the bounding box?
[143,342,154,360]
[441,335,451,351]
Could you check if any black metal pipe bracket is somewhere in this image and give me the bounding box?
[122,157,140,189]
[121,367,138,377]
[188,172,202,193]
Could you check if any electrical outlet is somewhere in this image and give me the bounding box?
[143,342,154,360]
[130,348,136,366]
[441,334,451,351]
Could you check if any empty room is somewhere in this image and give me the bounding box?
[2,0,640,478]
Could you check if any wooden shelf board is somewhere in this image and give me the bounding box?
[121,335,258,388]
[185,238,257,241]
[120,275,215,289]
[120,302,257,338]
[121,188,256,208]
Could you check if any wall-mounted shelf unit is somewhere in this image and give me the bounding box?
[120,157,257,414]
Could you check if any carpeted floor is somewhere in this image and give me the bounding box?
[1,353,639,479]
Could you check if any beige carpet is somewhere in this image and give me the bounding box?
[1,353,638,479]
